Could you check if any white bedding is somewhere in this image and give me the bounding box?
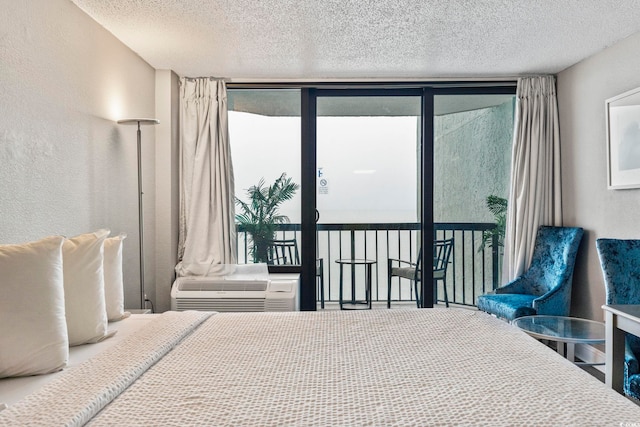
[0,314,158,407]
[2,309,640,426]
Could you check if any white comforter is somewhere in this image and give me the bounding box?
[2,309,640,426]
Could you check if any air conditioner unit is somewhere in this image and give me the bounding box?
[171,274,299,312]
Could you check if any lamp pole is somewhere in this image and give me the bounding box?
[117,118,159,309]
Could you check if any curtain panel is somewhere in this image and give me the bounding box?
[176,78,237,276]
[503,76,563,282]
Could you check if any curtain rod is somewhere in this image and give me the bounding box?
[182,76,230,82]
[225,81,518,91]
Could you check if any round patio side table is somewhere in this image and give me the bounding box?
[335,259,376,310]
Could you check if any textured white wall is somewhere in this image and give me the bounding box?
[0,0,156,309]
[154,70,180,312]
[557,32,640,321]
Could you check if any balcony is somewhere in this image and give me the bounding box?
[237,222,501,308]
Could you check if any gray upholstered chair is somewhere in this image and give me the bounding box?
[266,239,325,309]
[387,238,454,308]
[596,238,640,400]
[476,226,583,321]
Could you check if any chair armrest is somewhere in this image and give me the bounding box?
[531,274,572,316]
[494,276,528,294]
[624,340,640,397]
[531,288,564,315]
[387,258,417,268]
[626,340,640,377]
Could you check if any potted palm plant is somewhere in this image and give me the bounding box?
[480,195,507,251]
[235,173,299,263]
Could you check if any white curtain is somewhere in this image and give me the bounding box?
[503,76,563,282]
[176,78,237,276]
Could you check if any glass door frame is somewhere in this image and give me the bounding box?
[301,87,428,311]
[228,82,516,311]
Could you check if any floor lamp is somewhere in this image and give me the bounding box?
[117,118,159,309]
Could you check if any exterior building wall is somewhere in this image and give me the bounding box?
[434,101,514,223]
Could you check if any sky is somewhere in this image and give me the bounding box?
[229,112,419,224]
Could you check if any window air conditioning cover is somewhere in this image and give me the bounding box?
[171,268,299,312]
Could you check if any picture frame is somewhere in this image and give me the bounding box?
[605,86,640,189]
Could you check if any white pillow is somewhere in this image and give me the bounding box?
[104,233,130,321]
[0,235,69,378]
[63,229,110,346]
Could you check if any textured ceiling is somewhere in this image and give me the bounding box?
[71,0,640,80]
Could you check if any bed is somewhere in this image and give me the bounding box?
[0,313,158,407]
[1,308,639,426]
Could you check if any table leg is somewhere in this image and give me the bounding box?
[365,263,372,309]
[339,263,344,310]
[605,310,626,393]
[350,264,356,305]
[566,342,575,362]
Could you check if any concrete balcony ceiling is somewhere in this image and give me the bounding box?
[227,90,514,117]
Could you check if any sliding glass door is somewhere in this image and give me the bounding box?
[228,84,516,311]
[313,92,423,309]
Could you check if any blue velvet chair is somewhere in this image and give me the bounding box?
[596,238,640,400]
[476,226,583,321]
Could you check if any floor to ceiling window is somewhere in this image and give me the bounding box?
[433,93,515,306]
[228,89,302,267]
[228,84,515,311]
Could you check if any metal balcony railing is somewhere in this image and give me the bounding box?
[237,222,501,307]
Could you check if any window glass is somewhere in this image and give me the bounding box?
[228,89,301,265]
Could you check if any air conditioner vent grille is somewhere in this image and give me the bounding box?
[265,300,295,312]
[175,298,266,312]
[177,280,268,292]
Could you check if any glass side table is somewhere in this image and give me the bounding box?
[512,315,605,365]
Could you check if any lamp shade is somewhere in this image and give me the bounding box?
[117,118,159,126]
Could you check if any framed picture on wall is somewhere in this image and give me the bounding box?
[606,86,640,189]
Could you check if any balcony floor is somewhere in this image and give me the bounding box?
[318,301,470,310]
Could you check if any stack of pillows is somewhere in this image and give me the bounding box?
[0,229,129,378]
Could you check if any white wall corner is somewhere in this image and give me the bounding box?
[154,69,181,312]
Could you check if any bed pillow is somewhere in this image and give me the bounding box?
[63,229,110,346]
[0,235,69,378]
[104,233,130,321]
